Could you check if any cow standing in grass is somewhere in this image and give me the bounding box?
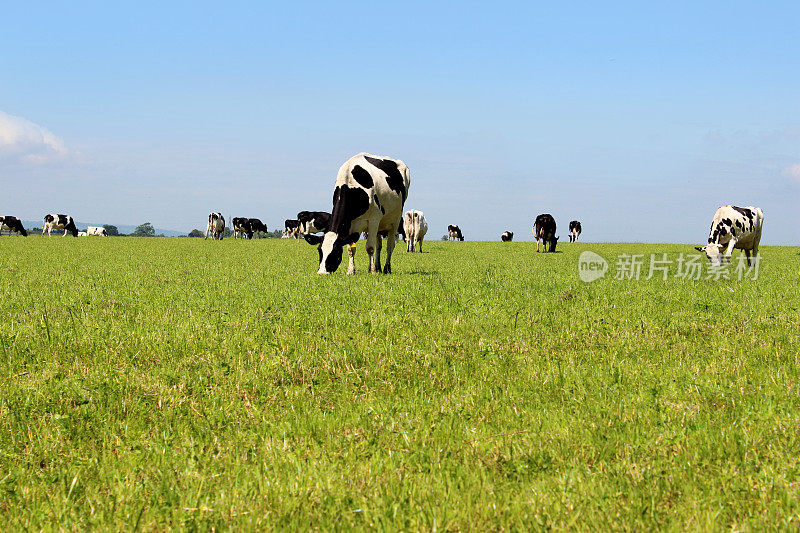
[307,152,410,274]
[86,226,108,236]
[233,217,268,239]
[284,219,300,240]
[205,213,225,240]
[696,205,764,266]
[43,214,78,237]
[533,214,558,252]
[569,221,581,242]
[501,231,513,242]
[403,209,428,252]
[0,216,27,236]
[297,211,331,235]
[448,225,464,241]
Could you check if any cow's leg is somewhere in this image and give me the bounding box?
[63,228,68,237]
[347,242,357,275]
[418,238,422,253]
[384,229,397,274]
[745,249,751,267]
[365,224,379,273]
[375,235,383,272]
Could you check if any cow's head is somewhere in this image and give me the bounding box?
[695,243,724,265]
[550,236,559,252]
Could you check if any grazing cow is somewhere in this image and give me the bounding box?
[403,209,428,252]
[568,221,582,242]
[43,214,78,237]
[78,231,88,237]
[205,212,225,240]
[232,217,268,239]
[284,219,300,240]
[533,214,558,252]
[297,211,331,235]
[0,216,27,236]
[313,152,410,274]
[86,226,108,236]
[695,205,764,266]
[448,225,464,241]
[501,231,514,242]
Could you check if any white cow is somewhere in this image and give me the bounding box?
[696,205,764,266]
[205,213,225,240]
[86,226,108,236]
[78,231,88,237]
[403,209,428,252]
[308,153,410,274]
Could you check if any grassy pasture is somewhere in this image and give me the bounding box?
[1,236,799,530]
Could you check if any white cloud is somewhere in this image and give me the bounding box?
[0,110,71,163]
[783,164,800,183]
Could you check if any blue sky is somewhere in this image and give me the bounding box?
[1,1,798,242]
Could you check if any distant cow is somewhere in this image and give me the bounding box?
[403,209,428,252]
[297,211,331,235]
[0,216,27,236]
[312,152,410,274]
[43,214,78,237]
[448,225,464,241]
[284,219,300,240]
[205,212,225,240]
[232,217,268,239]
[696,205,764,266]
[533,214,558,252]
[86,226,108,236]
[501,231,513,242]
[78,231,88,237]
[568,221,582,242]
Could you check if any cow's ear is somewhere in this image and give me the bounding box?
[694,246,704,252]
[304,234,323,245]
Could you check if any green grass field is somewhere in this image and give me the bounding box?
[1,237,799,530]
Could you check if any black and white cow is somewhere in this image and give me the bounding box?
[86,226,108,236]
[501,231,513,242]
[205,212,225,240]
[403,209,428,253]
[533,214,558,252]
[284,219,300,240]
[311,152,410,274]
[0,216,28,236]
[695,205,764,266]
[232,217,268,239]
[43,214,78,237]
[568,221,582,242]
[448,225,464,241]
[297,211,331,235]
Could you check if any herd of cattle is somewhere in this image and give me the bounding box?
[1,152,765,273]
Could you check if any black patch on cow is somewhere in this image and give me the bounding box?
[351,165,374,188]
[285,219,299,229]
[44,214,54,224]
[364,155,407,202]
[732,206,752,220]
[330,185,370,236]
[57,214,68,225]
[374,194,385,215]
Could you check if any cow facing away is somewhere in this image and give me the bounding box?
[501,231,514,242]
[448,225,464,241]
[533,214,558,252]
[568,221,582,242]
[43,214,78,237]
[403,209,428,252]
[315,152,410,274]
[205,213,225,240]
[297,211,331,235]
[0,216,27,236]
[696,205,764,266]
[86,226,108,236]
[232,217,268,239]
[284,219,300,240]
